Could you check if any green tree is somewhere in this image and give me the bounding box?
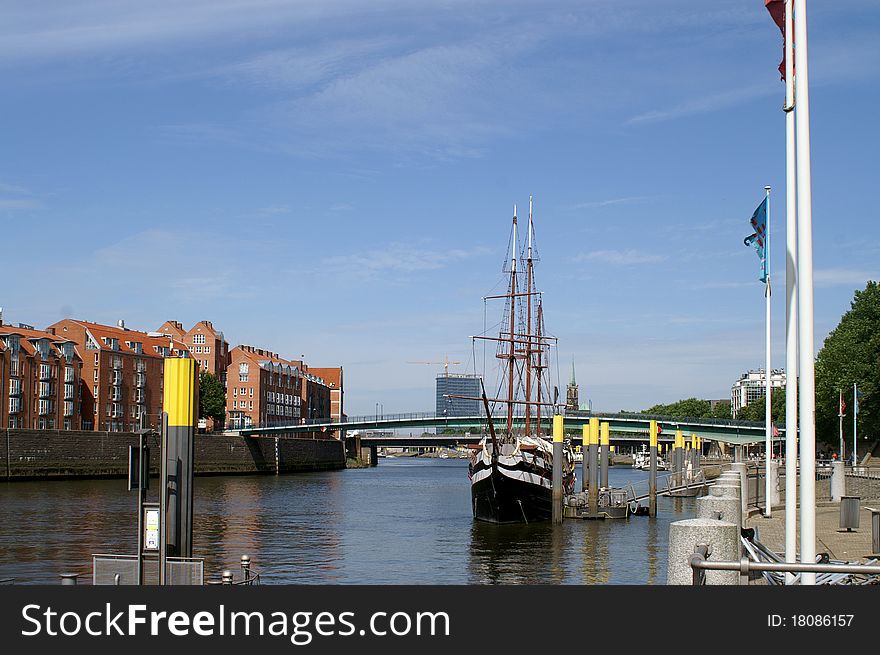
[710,400,732,419]
[199,371,226,429]
[643,398,712,418]
[735,390,786,424]
[814,281,880,446]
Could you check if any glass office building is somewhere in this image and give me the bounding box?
[436,374,481,417]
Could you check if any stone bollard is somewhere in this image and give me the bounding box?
[241,555,251,583]
[667,518,740,585]
[730,462,748,517]
[222,570,234,585]
[60,573,79,586]
[697,494,742,533]
[831,461,846,502]
[768,460,780,507]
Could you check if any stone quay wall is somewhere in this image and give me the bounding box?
[1,429,345,480]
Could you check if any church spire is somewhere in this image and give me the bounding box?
[570,357,576,386]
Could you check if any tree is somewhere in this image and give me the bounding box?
[814,281,880,446]
[643,398,712,418]
[199,371,226,429]
[710,400,732,419]
[734,390,785,423]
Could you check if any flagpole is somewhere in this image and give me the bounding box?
[764,185,772,518]
[839,390,844,462]
[853,383,858,468]
[794,0,817,585]
[783,0,798,584]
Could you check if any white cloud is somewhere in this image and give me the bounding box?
[814,268,878,288]
[574,249,666,265]
[323,244,490,277]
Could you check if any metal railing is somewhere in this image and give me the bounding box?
[690,549,880,585]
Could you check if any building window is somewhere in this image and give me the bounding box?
[239,363,249,382]
[233,387,237,397]
[95,353,99,366]
[94,369,98,382]
[193,334,205,345]
[204,346,210,354]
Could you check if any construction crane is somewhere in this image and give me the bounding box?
[406,355,462,377]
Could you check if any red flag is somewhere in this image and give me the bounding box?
[839,391,847,415]
[772,423,779,438]
[764,0,787,80]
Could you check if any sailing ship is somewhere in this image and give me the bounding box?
[467,198,576,523]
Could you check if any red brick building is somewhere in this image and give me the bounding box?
[48,319,189,432]
[1,320,84,430]
[157,320,229,385]
[310,367,344,423]
[226,345,333,437]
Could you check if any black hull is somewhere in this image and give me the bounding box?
[471,467,553,524]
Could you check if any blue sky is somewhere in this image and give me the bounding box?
[2,0,879,416]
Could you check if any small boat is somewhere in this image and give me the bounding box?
[633,446,668,471]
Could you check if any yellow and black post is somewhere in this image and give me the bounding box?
[161,358,199,560]
[588,417,600,515]
[581,423,589,492]
[600,422,610,489]
[552,415,564,525]
[649,420,658,517]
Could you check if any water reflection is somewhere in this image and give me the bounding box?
[1,460,697,584]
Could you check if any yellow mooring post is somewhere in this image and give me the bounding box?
[600,422,610,489]
[690,434,698,476]
[162,358,199,559]
[552,415,564,525]
[649,420,658,517]
[588,418,600,514]
[581,423,590,492]
[672,430,684,487]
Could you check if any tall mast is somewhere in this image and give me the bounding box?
[535,300,543,436]
[524,195,534,436]
[507,205,518,436]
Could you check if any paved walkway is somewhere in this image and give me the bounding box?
[747,503,878,562]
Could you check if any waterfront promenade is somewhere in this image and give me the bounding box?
[747,504,878,563]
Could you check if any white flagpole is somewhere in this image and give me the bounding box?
[783,0,798,584]
[794,0,817,585]
[764,185,772,518]
[853,383,858,467]
[839,391,844,461]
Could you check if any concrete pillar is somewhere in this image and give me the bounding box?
[730,462,748,518]
[831,461,845,502]
[600,422,610,489]
[768,459,780,507]
[552,416,564,525]
[697,495,742,533]
[369,445,378,467]
[667,518,740,585]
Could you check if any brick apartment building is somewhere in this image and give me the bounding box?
[48,319,190,432]
[226,345,332,436]
[157,320,229,384]
[310,367,344,423]
[0,320,84,430]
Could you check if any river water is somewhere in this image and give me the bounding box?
[0,458,698,584]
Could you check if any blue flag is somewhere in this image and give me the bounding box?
[743,197,768,283]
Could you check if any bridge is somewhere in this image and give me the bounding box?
[236,410,780,446]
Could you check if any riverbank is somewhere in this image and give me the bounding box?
[1,429,345,480]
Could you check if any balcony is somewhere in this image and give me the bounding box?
[63,401,74,417]
[39,365,52,381]
[38,382,53,398]
[63,383,75,400]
